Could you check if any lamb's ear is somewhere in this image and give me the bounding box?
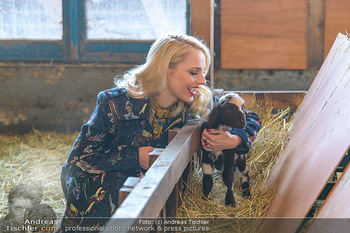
[206,103,220,126]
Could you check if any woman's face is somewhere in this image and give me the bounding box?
[158,48,207,107]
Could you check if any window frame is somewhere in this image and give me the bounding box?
[0,0,190,63]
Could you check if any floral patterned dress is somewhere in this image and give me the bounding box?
[58,87,261,232]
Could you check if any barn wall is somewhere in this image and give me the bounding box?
[0,63,314,134]
[0,63,132,133]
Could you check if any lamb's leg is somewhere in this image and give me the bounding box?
[202,151,214,198]
[223,152,236,207]
[235,154,251,197]
[241,168,251,197]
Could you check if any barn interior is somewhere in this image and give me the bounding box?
[1,1,350,233]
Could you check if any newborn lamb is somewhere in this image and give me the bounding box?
[201,93,250,207]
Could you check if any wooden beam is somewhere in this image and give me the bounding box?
[168,129,180,144]
[118,177,141,206]
[213,0,222,70]
[103,120,201,232]
[213,89,224,98]
[307,0,325,69]
[190,0,215,88]
[149,148,164,167]
[165,179,182,217]
[261,33,350,233]
[226,91,306,109]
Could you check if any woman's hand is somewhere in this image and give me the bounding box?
[139,146,155,170]
[201,129,242,152]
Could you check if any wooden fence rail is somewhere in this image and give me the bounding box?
[102,119,202,233]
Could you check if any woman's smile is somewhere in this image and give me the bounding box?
[187,87,198,96]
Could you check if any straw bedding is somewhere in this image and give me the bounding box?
[0,130,78,218]
[0,107,292,231]
[177,107,292,232]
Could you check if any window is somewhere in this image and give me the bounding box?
[0,0,189,63]
[0,0,62,40]
[86,0,187,40]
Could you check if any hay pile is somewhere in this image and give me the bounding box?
[177,107,293,232]
[0,129,78,218]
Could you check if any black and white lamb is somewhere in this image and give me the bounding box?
[201,93,250,207]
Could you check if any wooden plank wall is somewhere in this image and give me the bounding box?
[221,0,307,69]
[220,0,350,70]
[260,33,350,233]
[324,0,350,56]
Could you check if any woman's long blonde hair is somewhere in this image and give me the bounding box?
[115,34,213,122]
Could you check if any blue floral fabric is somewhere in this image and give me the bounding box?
[58,87,261,231]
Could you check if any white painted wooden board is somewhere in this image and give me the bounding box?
[261,33,350,233]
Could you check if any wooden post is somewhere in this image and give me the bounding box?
[119,131,178,208]
[118,177,141,206]
[165,129,180,217]
[168,128,180,143]
[307,0,325,69]
[165,177,183,218]
[190,0,215,88]
[149,148,164,167]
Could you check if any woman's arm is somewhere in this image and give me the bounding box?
[231,110,262,153]
[65,91,144,178]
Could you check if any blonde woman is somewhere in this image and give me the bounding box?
[58,34,261,230]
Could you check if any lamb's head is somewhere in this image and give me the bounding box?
[208,93,246,129]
